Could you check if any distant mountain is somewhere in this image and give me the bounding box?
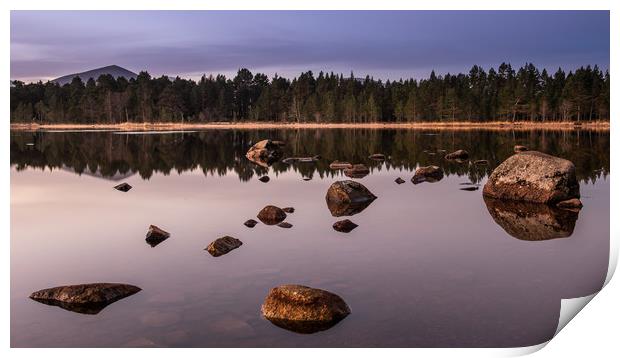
[52,65,138,86]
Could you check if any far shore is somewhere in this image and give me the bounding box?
[10,121,610,131]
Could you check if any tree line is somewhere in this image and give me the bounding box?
[10,63,610,123]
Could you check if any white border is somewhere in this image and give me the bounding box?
[3,1,616,357]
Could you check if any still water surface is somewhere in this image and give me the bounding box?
[10,129,610,347]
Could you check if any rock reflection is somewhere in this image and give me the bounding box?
[30,299,119,315]
[484,197,578,241]
[326,199,375,217]
[264,317,347,334]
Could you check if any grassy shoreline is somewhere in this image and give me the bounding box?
[10,121,610,131]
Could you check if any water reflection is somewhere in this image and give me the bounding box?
[484,197,579,241]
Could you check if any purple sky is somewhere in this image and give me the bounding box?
[10,10,609,83]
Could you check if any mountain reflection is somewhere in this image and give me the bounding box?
[10,129,610,184]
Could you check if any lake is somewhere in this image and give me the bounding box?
[10,128,610,347]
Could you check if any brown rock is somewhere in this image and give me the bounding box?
[474,160,488,165]
[329,161,353,170]
[282,207,295,213]
[514,145,529,153]
[258,175,270,183]
[246,140,284,167]
[257,205,287,225]
[205,236,243,257]
[412,165,444,184]
[344,164,370,178]
[277,222,293,229]
[145,225,171,247]
[114,182,132,192]
[369,153,386,160]
[261,285,351,334]
[445,149,469,160]
[395,177,405,184]
[29,283,141,314]
[244,219,258,228]
[333,219,358,233]
[325,180,377,216]
[557,198,583,210]
[483,151,579,204]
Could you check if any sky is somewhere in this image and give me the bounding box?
[10,10,610,83]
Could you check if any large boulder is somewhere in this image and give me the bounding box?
[325,180,377,217]
[484,197,578,241]
[261,285,351,334]
[246,140,283,167]
[206,236,243,257]
[483,151,580,204]
[29,283,141,314]
[411,165,444,184]
[257,205,287,225]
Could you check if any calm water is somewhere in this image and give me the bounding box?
[10,129,610,347]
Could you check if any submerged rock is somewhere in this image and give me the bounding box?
[325,180,377,217]
[329,161,353,170]
[344,164,370,179]
[445,150,469,160]
[514,145,529,153]
[557,198,583,210]
[261,285,351,334]
[484,197,578,241]
[395,177,406,184]
[333,219,358,233]
[29,283,141,314]
[145,225,171,247]
[258,175,270,183]
[244,219,258,228]
[246,139,284,167]
[257,205,287,225]
[114,182,132,192]
[277,222,293,229]
[205,236,243,257]
[369,153,386,160]
[483,151,580,204]
[282,207,295,213]
[411,166,444,184]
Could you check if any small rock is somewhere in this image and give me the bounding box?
[556,198,583,210]
[474,160,488,165]
[29,283,141,314]
[368,153,386,160]
[114,182,132,192]
[445,149,469,160]
[244,219,258,228]
[272,140,286,146]
[514,145,529,153]
[460,186,479,191]
[329,161,353,170]
[246,139,284,167]
[282,207,295,213]
[258,175,270,183]
[344,164,370,179]
[145,225,171,247]
[205,236,243,257]
[277,222,293,229]
[257,205,287,225]
[412,166,444,184]
[333,219,358,233]
[261,285,351,334]
[303,177,312,181]
[395,177,405,184]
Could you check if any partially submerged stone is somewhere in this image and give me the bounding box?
[282,155,320,164]
[514,145,529,153]
[258,175,270,183]
[395,177,405,184]
[557,198,583,210]
[205,236,243,257]
[257,205,287,225]
[445,149,469,160]
[484,197,578,241]
[244,219,258,228]
[282,207,295,213]
[333,219,358,233]
[277,222,293,229]
[145,225,170,247]
[369,153,386,160]
[329,161,353,170]
[460,186,479,191]
[261,285,351,334]
[29,283,141,314]
[474,160,488,165]
[411,166,444,184]
[246,139,284,167]
[114,182,132,192]
[325,180,377,217]
[483,151,579,204]
[344,164,370,179]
